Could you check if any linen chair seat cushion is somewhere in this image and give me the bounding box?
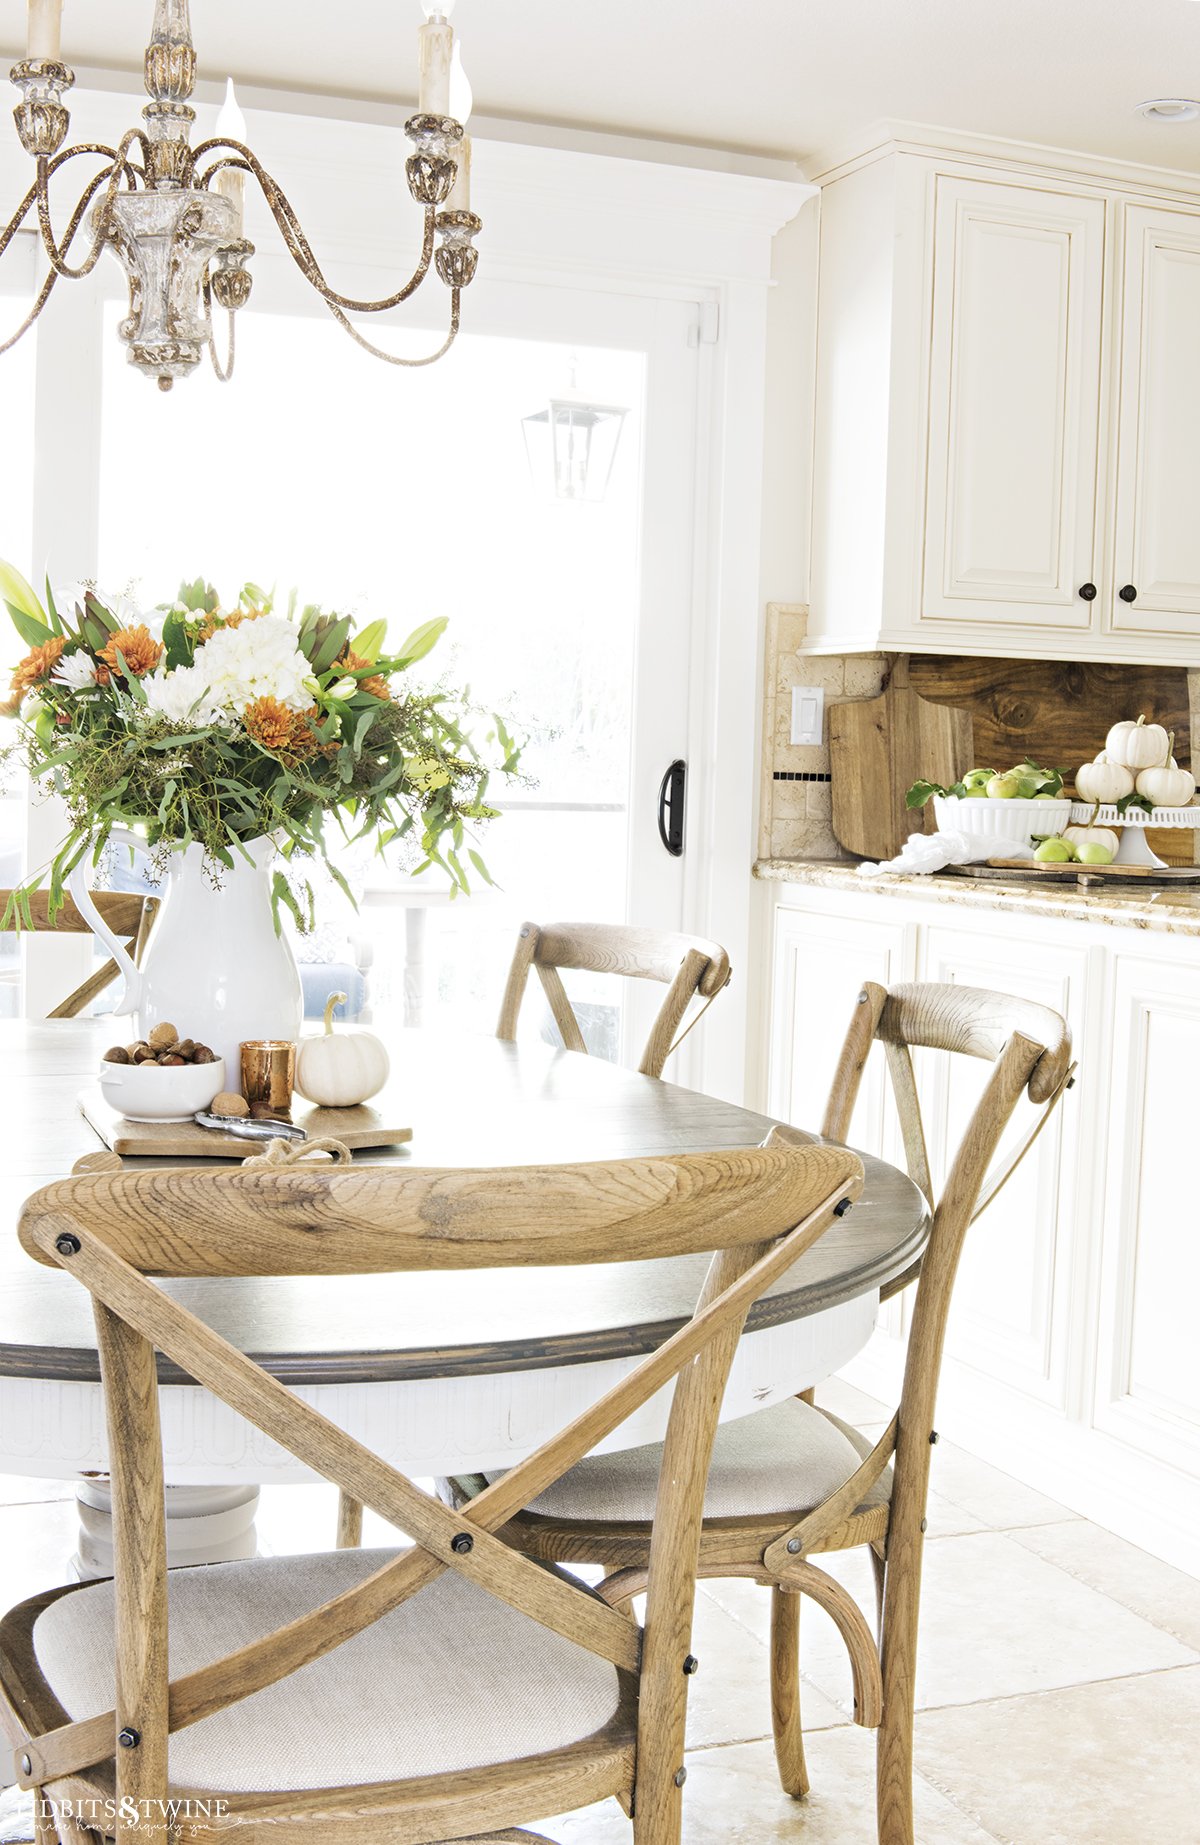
[31,1548,621,1793]
[486,1399,891,1524]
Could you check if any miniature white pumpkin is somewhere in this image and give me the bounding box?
[1074,758,1134,804]
[1105,715,1170,770]
[1064,824,1120,856]
[1134,762,1196,807]
[295,992,390,1107]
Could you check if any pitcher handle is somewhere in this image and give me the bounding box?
[66,826,150,1018]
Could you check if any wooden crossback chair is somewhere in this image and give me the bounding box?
[0,891,159,1019]
[1,1137,862,1845]
[496,921,732,1080]
[448,982,1074,1845]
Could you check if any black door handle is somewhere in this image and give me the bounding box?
[658,759,686,857]
[1078,582,1097,601]
[1119,584,1138,603]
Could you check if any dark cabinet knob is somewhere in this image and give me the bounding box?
[1078,582,1097,601]
[1119,584,1138,603]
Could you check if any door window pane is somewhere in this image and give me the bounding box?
[98,307,646,1044]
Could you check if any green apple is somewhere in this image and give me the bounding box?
[962,768,996,790]
[1076,841,1115,865]
[1034,838,1076,863]
[987,772,1024,799]
[962,786,991,798]
[1032,791,1060,800]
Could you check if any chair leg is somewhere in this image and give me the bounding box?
[336,1491,364,1549]
[769,1585,810,1799]
[876,1524,922,1845]
[32,1789,59,1844]
[870,1542,886,1640]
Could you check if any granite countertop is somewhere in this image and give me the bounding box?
[753,857,1200,939]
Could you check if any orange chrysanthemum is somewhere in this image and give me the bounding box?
[10,635,65,695]
[335,648,390,701]
[198,606,265,644]
[243,696,296,752]
[99,626,164,678]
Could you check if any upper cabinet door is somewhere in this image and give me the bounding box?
[922,177,1106,633]
[1110,205,1200,638]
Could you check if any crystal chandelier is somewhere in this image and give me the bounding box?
[2,0,479,389]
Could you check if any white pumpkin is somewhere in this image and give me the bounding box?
[1074,758,1134,804]
[1105,715,1170,770]
[1064,824,1120,856]
[1134,762,1196,807]
[295,992,390,1107]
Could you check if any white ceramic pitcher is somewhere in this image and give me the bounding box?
[69,829,304,1075]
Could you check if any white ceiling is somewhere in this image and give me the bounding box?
[13,0,1200,174]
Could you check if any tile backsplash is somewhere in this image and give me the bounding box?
[759,603,886,860]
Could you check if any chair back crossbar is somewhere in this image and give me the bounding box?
[0,889,159,1019]
[497,920,732,1079]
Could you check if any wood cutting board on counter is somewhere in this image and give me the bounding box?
[829,653,1195,865]
[829,657,973,860]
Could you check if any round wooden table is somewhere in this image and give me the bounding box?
[0,1020,929,1573]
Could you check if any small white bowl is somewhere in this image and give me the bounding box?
[932,794,1073,848]
[98,1056,226,1123]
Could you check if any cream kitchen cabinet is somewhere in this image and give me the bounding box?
[804,127,1200,663]
[758,864,1200,1575]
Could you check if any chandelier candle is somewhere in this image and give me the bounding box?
[418,5,455,113]
[1,0,480,386]
[26,0,62,60]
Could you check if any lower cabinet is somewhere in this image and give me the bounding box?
[764,879,1200,1575]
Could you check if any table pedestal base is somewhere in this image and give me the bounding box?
[73,1479,260,1580]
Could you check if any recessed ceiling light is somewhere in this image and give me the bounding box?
[1135,97,1200,122]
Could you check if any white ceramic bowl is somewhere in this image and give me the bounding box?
[932,794,1073,847]
[98,1056,226,1123]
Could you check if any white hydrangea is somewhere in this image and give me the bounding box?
[52,650,99,691]
[196,615,314,712]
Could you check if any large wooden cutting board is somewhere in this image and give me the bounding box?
[829,658,973,860]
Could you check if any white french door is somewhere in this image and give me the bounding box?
[91,258,703,1060]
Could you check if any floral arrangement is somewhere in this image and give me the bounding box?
[0,562,521,928]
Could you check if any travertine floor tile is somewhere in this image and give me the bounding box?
[1010,1518,1200,1652]
[0,1498,78,1605]
[815,1377,890,1423]
[920,1439,1079,1530]
[0,1474,72,1508]
[548,1732,999,1842]
[690,1587,847,1740]
[797,1532,1196,1713]
[914,1665,1200,1845]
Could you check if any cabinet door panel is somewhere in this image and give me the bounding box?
[917,926,1084,1409]
[922,177,1105,632]
[768,903,908,1157]
[1111,205,1200,635]
[1095,956,1200,1476]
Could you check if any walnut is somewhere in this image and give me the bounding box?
[147,1022,179,1051]
[211,1091,250,1118]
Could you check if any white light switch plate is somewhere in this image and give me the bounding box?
[790,685,825,746]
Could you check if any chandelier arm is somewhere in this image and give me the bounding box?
[192,139,438,313]
[0,177,40,264]
[322,289,461,367]
[34,128,143,281]
[202,270,236,383]
[0,261,59,356]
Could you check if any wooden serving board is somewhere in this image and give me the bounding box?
[80,1088,413,1159]
[943,861,1200,886]
[829,657,973,859]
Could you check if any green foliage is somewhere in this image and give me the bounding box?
[1,572,523,928]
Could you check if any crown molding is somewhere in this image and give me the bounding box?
[805,117,1200,201]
